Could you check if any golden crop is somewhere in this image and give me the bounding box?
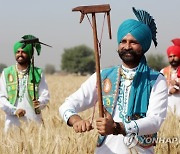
[0,74,179,154]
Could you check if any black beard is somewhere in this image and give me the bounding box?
[170,60,180,68]
[118,49,143,65]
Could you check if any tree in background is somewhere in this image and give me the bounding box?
[147,54,168,71]
[0,63,7,73]
[61,45,95,75]
[45,64,56,74]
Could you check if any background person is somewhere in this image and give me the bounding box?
[161,38,180,116]
[0,35,50,132]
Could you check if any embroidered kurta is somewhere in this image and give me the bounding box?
[161,66,180,116]
[59,65,168,154]
[0,67,50,132]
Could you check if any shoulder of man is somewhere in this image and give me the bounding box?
[101,65,119,73]
[2,65,16,83]
[3,65,15,72]
[101,65,120,80]
[148,67,165,87]
[4,65,15,70]
[32,66,43,75]
[34,66,42,71]
[162,66,170,74]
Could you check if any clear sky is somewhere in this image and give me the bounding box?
[0,0,180,71]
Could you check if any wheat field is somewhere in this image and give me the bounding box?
[0,74,179,154]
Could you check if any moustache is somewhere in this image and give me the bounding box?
[17,56,25,59]
[170,60,178,63]
[170,60,180,66]
[118,50,138,57]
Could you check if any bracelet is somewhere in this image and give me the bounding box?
[113,122,121,135]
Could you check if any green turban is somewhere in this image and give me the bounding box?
[13,41,33,58]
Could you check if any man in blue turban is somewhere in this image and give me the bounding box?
[0,35,50,133]
[59,7,168,153]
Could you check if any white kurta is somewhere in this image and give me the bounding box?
[0,70,50,132]
[160,68,180,116]
[59,66,168,154]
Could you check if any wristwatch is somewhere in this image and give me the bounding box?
[173,85,180,90]
[113,122,121,135]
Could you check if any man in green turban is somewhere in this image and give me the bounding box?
[59,7,168,153]
[0,35,50,132]
[14,41,33,58]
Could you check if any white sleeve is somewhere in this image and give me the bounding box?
[134,74,168,135]
[59,73,98,123]
[0,71,17,115]
[160,69,164,74]
[38,72,50,110]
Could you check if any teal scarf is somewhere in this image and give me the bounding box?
[127,56,159,117]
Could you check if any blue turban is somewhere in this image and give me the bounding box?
[117,19,152,53]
